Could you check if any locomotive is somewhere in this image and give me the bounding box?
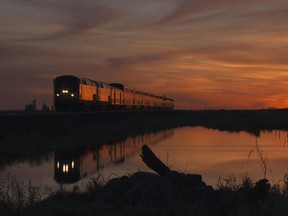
[53,75,174,111]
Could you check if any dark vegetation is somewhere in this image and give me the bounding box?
[2,171,288,216]
[1,109,288,215]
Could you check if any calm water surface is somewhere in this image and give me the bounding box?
[1,127,288,191]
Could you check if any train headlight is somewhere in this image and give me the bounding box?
[62,164,69,172]
[72,161,74,169]
[62,90,68,94]
[56,94,60,97]
[71,94,74,97]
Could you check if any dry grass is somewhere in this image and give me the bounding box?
[0,174,52,215]
[2,172,288,216]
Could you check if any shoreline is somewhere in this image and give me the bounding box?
[1,109,288,167]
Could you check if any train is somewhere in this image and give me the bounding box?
[53,75,174,111]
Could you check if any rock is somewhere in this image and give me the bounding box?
[66,201,125,216]
[252,178,270,198]
[178,182,215,203]
[166,171,202,190]
[120,171,176,208]
[129,171,162,185]
[103,175,132,203]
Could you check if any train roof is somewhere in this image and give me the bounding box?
[110,83,124,90]
[83,79,110,88]
[54,75,79,82]
[54,75,109,87]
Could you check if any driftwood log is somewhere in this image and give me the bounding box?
[140,144,171,176]
[140,144,203,190]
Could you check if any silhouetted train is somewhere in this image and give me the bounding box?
[54,75,174,111]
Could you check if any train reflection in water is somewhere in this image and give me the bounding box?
[54,129,174,184]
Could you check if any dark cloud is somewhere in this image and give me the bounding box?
[140,0,288,31]
[107,52,175,68]
[0,43,48,59]
[140,0,248,27]
[9,0,123,41]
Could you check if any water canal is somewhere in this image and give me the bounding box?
[1,126,288,191]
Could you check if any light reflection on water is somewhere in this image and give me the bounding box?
[53,130,174,187]
[1,127,288,191]
[152,127,288,186]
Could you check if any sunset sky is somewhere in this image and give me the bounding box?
[1,0,288,110]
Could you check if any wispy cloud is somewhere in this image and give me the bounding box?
[4,0,122,41]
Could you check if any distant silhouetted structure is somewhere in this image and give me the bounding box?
[25,99,36,112]
[42,103,50,112]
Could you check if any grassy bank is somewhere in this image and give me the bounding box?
[1,172,288,216]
